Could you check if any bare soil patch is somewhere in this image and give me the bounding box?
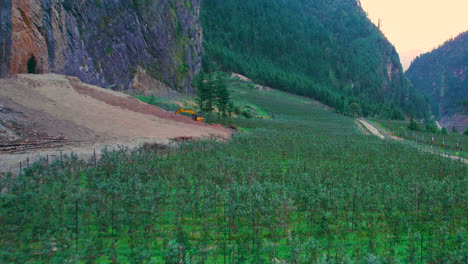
[231,73,252,82]
[0,74,231,173]
[357,118,384,139]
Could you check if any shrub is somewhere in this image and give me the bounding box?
[408,118,420,131]
[241,110,254,118]
[349,102,362,116]
[425,122,438,133]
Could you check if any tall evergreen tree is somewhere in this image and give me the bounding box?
[214,74,230,117]
[195,72,231,116]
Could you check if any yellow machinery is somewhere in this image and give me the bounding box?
[175,108,205,122]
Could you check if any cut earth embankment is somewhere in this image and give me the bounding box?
[0,74,231,173]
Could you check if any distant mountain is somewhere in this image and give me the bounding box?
[201,0,428,118]
[406,31,468,119]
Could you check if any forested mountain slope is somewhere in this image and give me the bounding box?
[201,0,428,118]
[406,31,468,118]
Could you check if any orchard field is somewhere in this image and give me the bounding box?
[1,82,466,263]
[369,118,467,159]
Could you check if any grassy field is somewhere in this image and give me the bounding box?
[1,79,466,263]
[131,95,185,112]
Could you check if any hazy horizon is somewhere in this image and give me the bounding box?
[360,0,468,70]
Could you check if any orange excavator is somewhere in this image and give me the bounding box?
[175,108,205,122]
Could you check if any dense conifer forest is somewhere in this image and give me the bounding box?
[406,31,468,118]
[201,0,429,118]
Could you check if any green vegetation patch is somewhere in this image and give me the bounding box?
[1,83,465,263]
[201,0,428,118]
[133,95,182,112]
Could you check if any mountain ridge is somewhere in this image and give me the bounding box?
[406,31,468,119]
[201,0,428,118]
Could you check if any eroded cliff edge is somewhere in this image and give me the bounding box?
[1,0,202,92]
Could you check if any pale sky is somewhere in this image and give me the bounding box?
[359,0,468,70]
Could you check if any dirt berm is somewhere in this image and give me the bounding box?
[0,74,231,173]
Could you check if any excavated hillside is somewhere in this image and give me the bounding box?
[0,74,230,173]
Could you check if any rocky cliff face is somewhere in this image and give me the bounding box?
[1,0,203,92]
[0,0,12,78]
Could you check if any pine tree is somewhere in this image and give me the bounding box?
[195,72,231,117]
[214,74,230,118]
[195,73,214,113]
[349,102,362,117]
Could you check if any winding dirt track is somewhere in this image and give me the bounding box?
[357,118,384,139]
[357,118,467,164]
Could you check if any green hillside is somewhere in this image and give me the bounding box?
[1,77,465,263]
[406,31,468,118]
[200,0,428,118]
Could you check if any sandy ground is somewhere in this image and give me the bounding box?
[354,120,370,135]
[357,118,385,139]
[231,73,253,82]
[0,74,231,173]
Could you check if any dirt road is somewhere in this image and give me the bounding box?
[357,118,384,139]
[357,118,467,164]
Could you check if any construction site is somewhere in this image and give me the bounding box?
[0,74,231,173]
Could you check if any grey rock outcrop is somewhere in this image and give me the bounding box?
[1,0,203,92]
[0,0,12,78]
